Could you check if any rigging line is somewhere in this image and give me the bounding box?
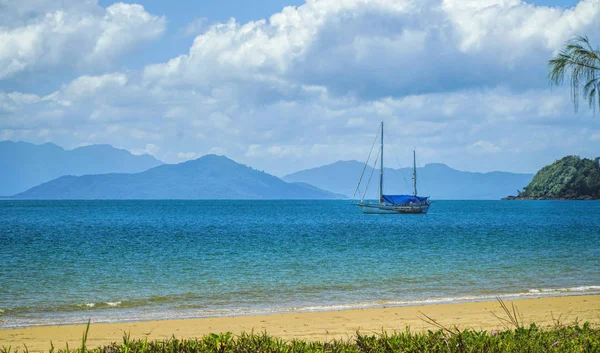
[361,145,381,203]
[385,128,410,191]
[351,124,381,204]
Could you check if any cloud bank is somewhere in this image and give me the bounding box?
[1,0,599,175]
[0,0,165,79]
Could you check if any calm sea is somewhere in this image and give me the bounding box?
[1,200,599,328]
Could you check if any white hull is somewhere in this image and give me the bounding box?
[353,122,432,215]
[358,202,430,214]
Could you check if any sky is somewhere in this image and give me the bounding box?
[1,0,599,176]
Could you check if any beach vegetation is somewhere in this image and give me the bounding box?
[2,299,598,353]
[2,322,599,353]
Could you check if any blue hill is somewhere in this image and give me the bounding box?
[283,160,534,200]
[13,154,344,200]
[0,141,163,196]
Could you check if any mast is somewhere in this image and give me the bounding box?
[412,150,417,196]
[379,121,383,203]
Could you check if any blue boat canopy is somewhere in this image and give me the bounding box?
[382,194,429,205]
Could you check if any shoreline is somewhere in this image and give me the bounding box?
[502,196,600,200]
[3,288,600,330]
[1,294,599,352]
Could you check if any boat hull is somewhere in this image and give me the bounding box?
[358,202,430,214]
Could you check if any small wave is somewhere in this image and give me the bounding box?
[4,300,128,316]
[528,286,600,294]
[284,286,600,313]
[81,301,122,309]
[169,286,600,317]
[2,285,599,329]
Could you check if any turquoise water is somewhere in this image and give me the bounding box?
[1,200,599,328]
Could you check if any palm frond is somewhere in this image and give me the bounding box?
[549,36,600,113]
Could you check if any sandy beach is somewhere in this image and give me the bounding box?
[1,295,599,352]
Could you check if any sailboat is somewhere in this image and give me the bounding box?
[354,122,430,214]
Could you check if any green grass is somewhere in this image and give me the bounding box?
[2,322,599,353]
[2,299,599,353]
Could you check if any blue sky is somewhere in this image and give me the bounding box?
[1,0,599,176]
[96,0,306,67]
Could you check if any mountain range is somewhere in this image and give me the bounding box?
[13,154,343,200]
[283,160,534,200]
[0,141,162,196]
[3,141,535,200]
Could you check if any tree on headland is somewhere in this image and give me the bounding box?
[517,156,600,200]
[549,36,600,113]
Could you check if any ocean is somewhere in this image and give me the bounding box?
[1,200,599,329]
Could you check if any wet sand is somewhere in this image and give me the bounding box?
[1,295,599,352]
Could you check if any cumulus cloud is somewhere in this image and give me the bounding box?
[467,141,502,155]
[177,152,198,160]
[2,0,600,176]
[49,74,128,103]
[0,91,42,112]
[0,1,165,79]
[131,143,160,156]
[3,70,598,175]
[143,0,600,99]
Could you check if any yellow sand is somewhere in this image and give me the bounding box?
[1,295,599,352]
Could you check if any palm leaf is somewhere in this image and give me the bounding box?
[549,36,600,113]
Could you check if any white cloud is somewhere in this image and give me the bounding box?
[143,0,600,100]
[130,129,163,141]
[50,73,128,102]
[1,73,599,175]
[131,143,160,156]
[467,141,502,155]
[244,144,304,159]
[0,0,97,28]
[0,1,165,79]
[2,0,600,177]
[177,152,198,160]
[0,92,42,113]
[0,129,16,140]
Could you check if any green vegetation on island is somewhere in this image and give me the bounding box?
[505,156,600,200]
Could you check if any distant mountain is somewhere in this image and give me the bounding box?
[504,156,600,200]
[13,154,344,200]
[0,141,163,196]
[283,160,534,200]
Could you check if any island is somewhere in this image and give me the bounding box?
[503,155,600,200]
